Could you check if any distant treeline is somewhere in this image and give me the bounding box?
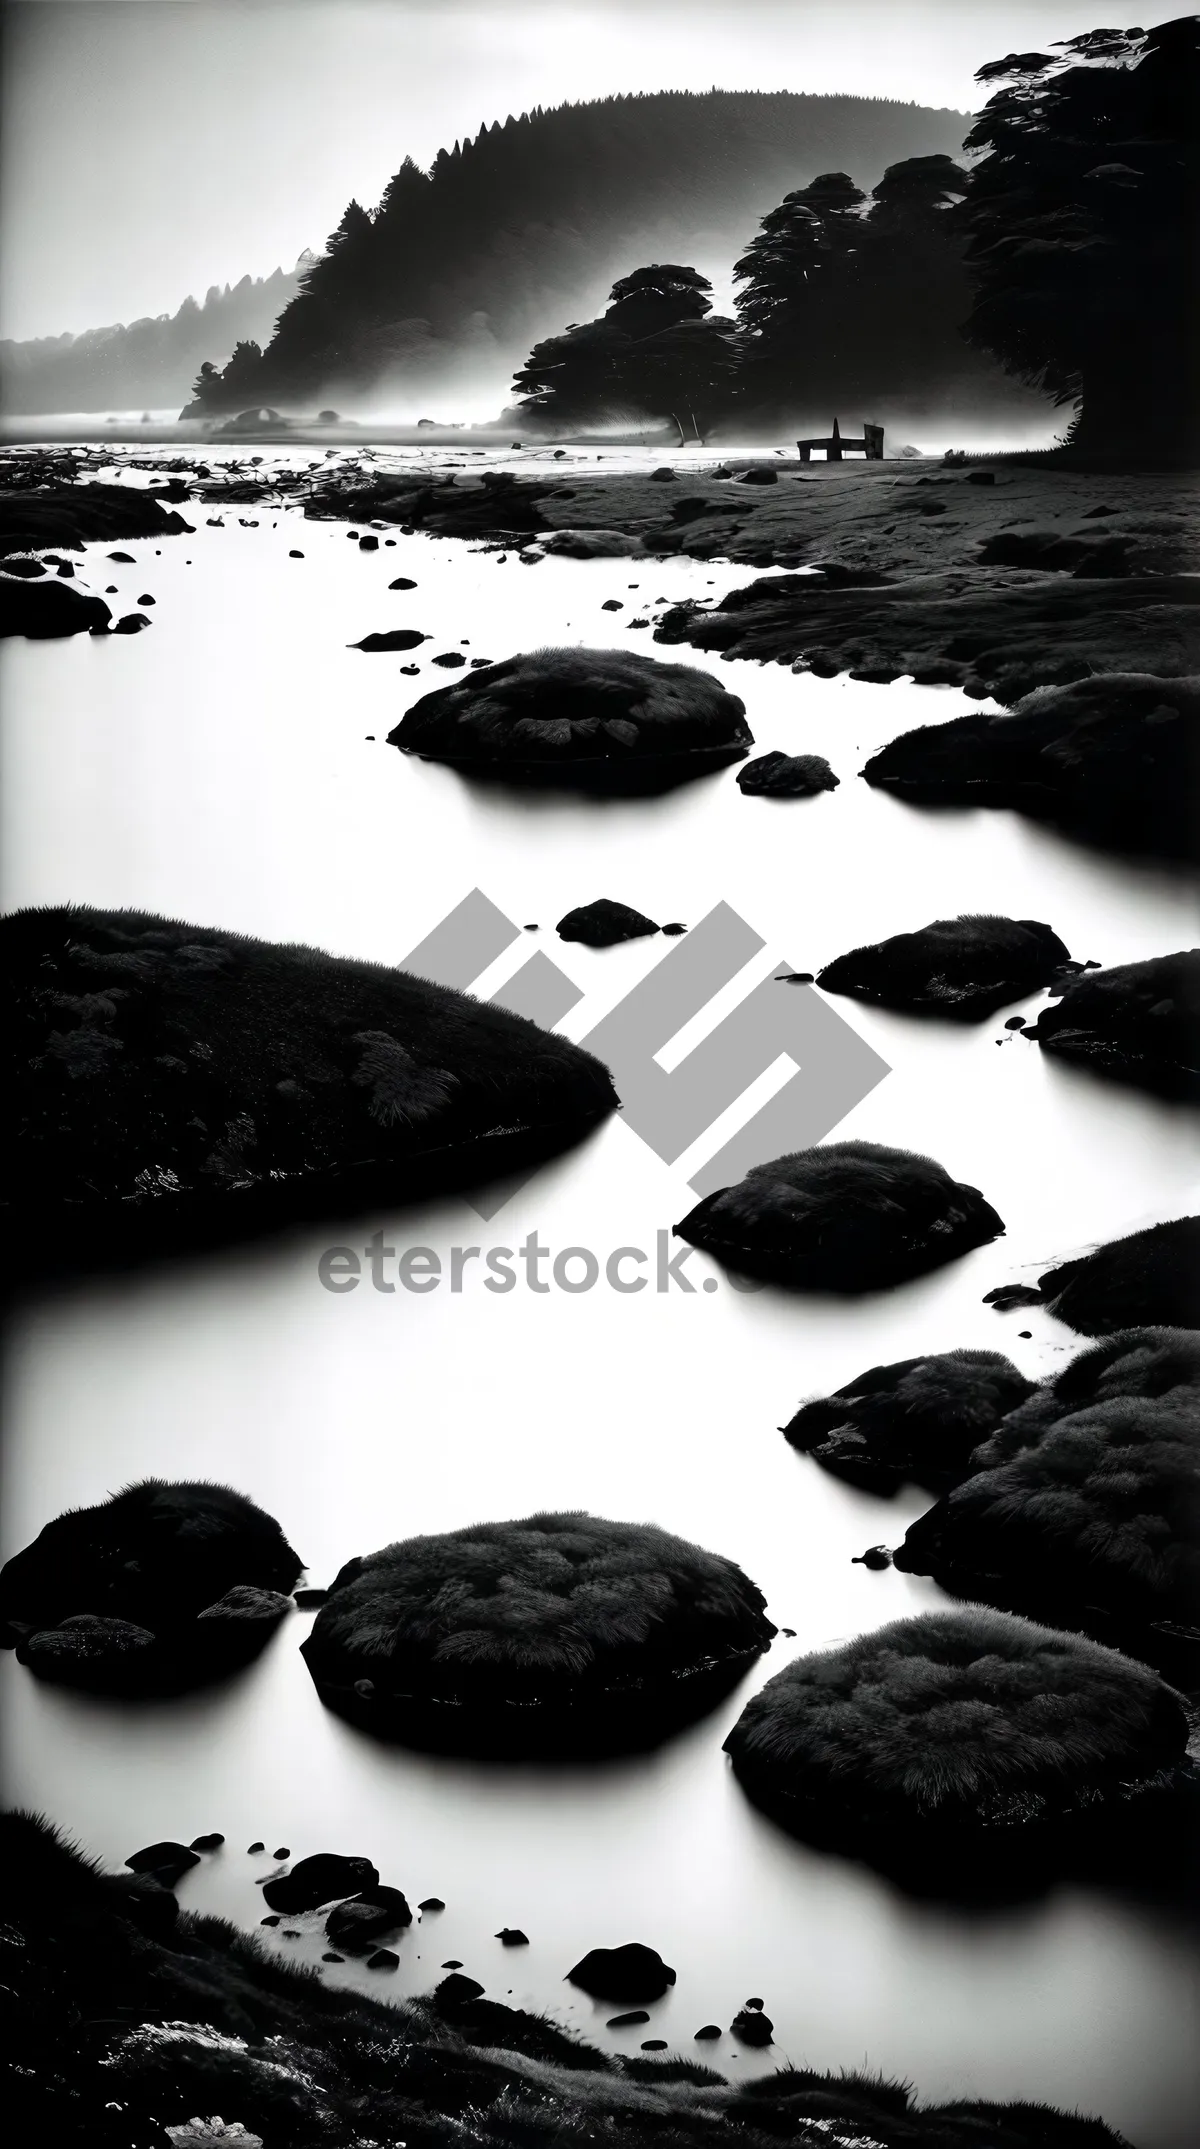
[0,263,307,416]
[182,88,969,412]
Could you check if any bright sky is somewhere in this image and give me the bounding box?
[0,1,1153,341]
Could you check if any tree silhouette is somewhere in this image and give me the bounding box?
[733,173,867,412]
[512,265,735,432]
[960,18,1199,459]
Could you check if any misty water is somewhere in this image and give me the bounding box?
[2,447,1198,2145]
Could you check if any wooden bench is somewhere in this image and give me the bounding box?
[796,419,884,463]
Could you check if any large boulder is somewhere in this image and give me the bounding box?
[0,1479,302,1697]
[861,674,1200,867]
[301,1512,775,1756]
[388,647,752,792]
[325,1885,412,1951]
[675,1141,1004,1291]
[1025,950,1200,1100]
[893,1330,1200,1665]
[0,481,193,556]
[3,906,617,1268]
[989,1216,1200,1335]
[567,1943,676,2002]
[0,570,111,639]
[783,1348,1036,1493]
[262,1854,379,1914]
[556,899,659,947]
[723,1607,1196,1891]
[817,915,1071,1022]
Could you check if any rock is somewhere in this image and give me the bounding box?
[190,1834,225,1852]
[301,1513,774,1757]
[136,593,156,605]
[556,900,659,947]
[0,485,190,558]
[1008,1217,1200,1335]
[126,1841,200,1888]
[274,1848,290,1860]
[318,410,340,423]
[496,1928,529,1945]
[1,572,111,640]
[738,468,779,484]
[641,2039,668,2050]
[358,535,379,550]
[862,675,1200,868]
[325,1886,412,1950]
[261,1914,280,1926]
[607,2009,651,2027]
[661,923,687,936]
[388,646,752,793]
[367,1948,399,1969]
[322,1951,344,1962]
[744,1999,764,2010]
[289,549,304,558]
[694,2023,722,2040]
[724,1606,1196,1888]
[893,1329,1200,1659]
[2,558,47,577]
[442,1960,463,1968]
[109,552,135,563]
[352,629,428,652]
[602,599,624,610]
[3,904,618,1268]
[247,1842,264,1854]
[0,1480,303,1695]
[782,1349,1037,1492]
[675,1142,1004,1292]
[567,1943,676,2003]
[540,530,644,558]
[418,1897,445,1911]
[55,560,76,577]
[737,751,838,797]
[263,1854,379,1914]
[399,664,420,674]
[776,972,814,984]
[437,1972,485,2002]
[731,2008,774,2044]
[853,1545,894,1570]
[389,577,417,590]
[112,613,151,633]
[1024,951,1200,1100]
[431,650,467,666]
[294,1587,328,1608]
[650,469,676,481]
[817,916,1071,1022]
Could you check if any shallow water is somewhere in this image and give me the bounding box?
[2,448,1199,2143]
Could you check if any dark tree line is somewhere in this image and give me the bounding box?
[184,88,968,410]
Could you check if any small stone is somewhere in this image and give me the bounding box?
[744,1998,764,2010]
[602,600,624,611]
[247,1842,265,1854]
[289,549,304,558]
[359,535,379,550]
[695,2024,722,2040]
[261,1914,280,1926]
[322,1952,344,1962]
[776,972,814,984]
[189,1834,225,1852]
[661,923,687,936]
[389,578,417,590]
[853,1545,893,1570]
[496,1928,529,1945]
[442,1959,463,1968]
[419,1897,445,1912]
[731,2007,774,2046]
[1018,1330,1033,1339]
[607,2010,650,2027]
[437,1972,485,2001]
[641,2039,668,2050]
[1005,1016,1027,1030]
[431,651,467,667]
[293,1588,328,1608]
[273,1847,290,1860]
[112,613,150,633]
[368,1947,399,1969]
[136,594,155,605]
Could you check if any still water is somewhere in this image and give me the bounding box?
[2,448,1198,2142]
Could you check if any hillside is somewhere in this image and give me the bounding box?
[0,261,307,416]
[224,90,972,408]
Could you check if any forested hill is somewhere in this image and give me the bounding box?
[238,90,971,405]
[0,262,307,416]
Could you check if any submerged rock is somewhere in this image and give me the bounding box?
[675,1141,1004,1291]
[556,899,659,947]
[568,1943,676,2002]
[0,571,111,639]
[0,1480,302,1695]
[894,1330,1200,1663]
[2,1810,1142,2148]
[861,674,1200,868]
[723,1607,1195,1891]
[818,915,1071,1021]
[261,1854,378,1914]
[737,750,838,797]
[783,1349,1036,1493]
[301,1512,775,1757]
[388,646,752,792]
[1025,950,1200,1100]
[3,905,617,1268]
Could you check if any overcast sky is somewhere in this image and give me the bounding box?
[0,1,1151,341]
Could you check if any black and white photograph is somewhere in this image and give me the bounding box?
[1,3,1197,2144]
